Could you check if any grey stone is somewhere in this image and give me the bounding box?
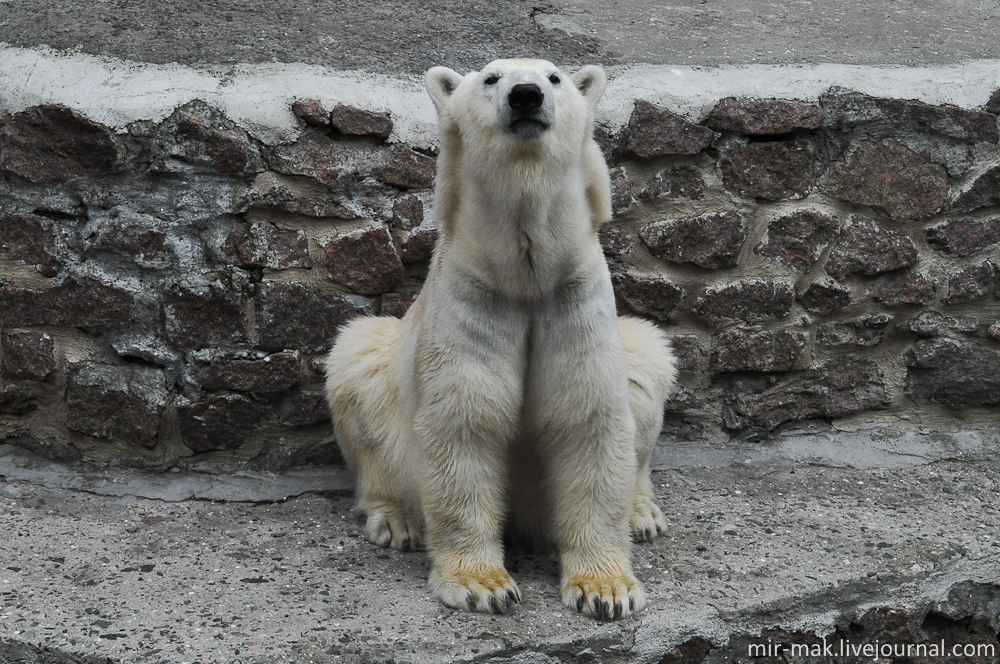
[0,105,121,184]
[733,355,889,431]
[945,262,995,304]
[255,282,358,352]
[0,330,55,381]
[905,338,1000,405]
[598,227,634,256]
[822,91,1000,143]
[954,164,1000,212]
[278,391,332,427]
[640,212,748,269]
[927,217,1000,257]
[199,352,300,393]
[867,270,935,307]
[265,127,343,186]
[323,225,404,295]
[161,101,262,176]
[798,280,852,314]
[825,218,918,279]
[379,292,417,318]
[391,195,423,230]
[900,311,978,337]
[755,211,840,271]
[639,165,705,200]
[214,222,311,269]
[371,145,435,189]
[64,363,167,448]
[820,140,949,221]
[718,141,815,201]
[694,280,795,322]
[613,272,686,321]
[0,276,133,329]
[817,314,894,348]
[706,97,825,134]
[291,98,330,126]
[0,213,59,277]
[252,438,344,471]
[329,104,393,139]
[625,100,714,157]
[609,166,636,215]
[397,228,438,263]
[671,335,701,372]
[710,329,808,372]
[164,297,247,350]
[0,381,39,416]
[177,392,268,452]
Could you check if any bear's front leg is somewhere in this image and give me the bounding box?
[528,281,646,621]
[413,305,528,615]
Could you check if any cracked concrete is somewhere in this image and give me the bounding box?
[2,428,998,663]
[2,0,1000,74]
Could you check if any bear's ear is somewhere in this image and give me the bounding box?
[425,67,463,114]
[571,66,607,108]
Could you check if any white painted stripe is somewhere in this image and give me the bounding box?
[2,44,999,147]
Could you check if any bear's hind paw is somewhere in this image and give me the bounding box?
[364,506,423,552]
[631,497,668,543]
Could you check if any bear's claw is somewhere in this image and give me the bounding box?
[431,568,521,615]
[563,574,645,621]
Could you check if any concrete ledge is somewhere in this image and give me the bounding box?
[2,429,998,663]
[3,45,999,146]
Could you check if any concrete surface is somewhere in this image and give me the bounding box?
[3,2,1000,663]
[2,430,999,663]
[1,0,1000,73]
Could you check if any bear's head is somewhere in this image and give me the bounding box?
[425,58,606,169]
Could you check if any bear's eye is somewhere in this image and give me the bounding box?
[549,74,561,85]
[484,74,500,85]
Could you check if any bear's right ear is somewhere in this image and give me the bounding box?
[571,65,607,109]
[425,67,463,114]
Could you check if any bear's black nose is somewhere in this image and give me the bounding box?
[508,84,544,112]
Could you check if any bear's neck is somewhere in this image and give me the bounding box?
[442,155,600,299]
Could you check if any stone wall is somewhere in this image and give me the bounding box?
[1,87,1000,470]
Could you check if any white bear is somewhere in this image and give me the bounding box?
[325,59,677,620]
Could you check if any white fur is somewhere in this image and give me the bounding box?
[326,59,677,620]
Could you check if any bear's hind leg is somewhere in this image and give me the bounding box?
[355,467,423,552]
[325,316,423,552]
[631,456,668,543]
[620,316,677,542]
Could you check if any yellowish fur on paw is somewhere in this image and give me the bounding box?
[563,574,646,621]
[431,568,521,615]
[631,497,668,543]
[364,508,423,552]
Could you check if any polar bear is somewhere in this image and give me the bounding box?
[325,59,677,620]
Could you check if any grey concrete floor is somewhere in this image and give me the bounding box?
[1,436,999,663]
[0,0,999,74]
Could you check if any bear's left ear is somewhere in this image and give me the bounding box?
[571,65,607,108]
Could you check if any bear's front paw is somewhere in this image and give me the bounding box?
[563,574,646,621]
[364,506,423,552]
[631,496,668,543]
[430,567,521,615]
